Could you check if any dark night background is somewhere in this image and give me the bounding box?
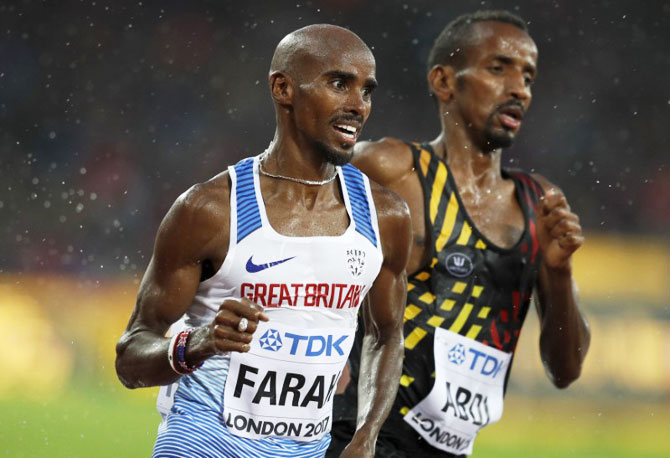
[1,0,668,276]
[1,3,669,456]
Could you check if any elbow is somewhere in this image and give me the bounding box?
[542,327,591,390]
[115,358,138,389]
[115,358,134,389]
[115,337,139,389]
[550,370,580,389]
[544,356,585,389]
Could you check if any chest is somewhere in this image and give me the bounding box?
[457,188,525,249]
[263,194,351,238]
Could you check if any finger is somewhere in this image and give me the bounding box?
[215,308,243,327]
[219,298,269,322]
[541,189,569,215]
[215,310,265,336]
[549,220,582,240]
[239,297,270,322]
[213,339,251,354]
[214,324,253,343]
[540,207,579,230]
[558,233,584,252]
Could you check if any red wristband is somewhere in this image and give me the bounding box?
[167,329,202,375]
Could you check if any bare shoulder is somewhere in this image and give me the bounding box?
[156,171,232,261]
[173,171,230,225]
[353,137,414,187]
[369,180,410,221]
[369,180,412,259]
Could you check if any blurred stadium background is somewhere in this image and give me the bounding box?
[1,1,668,457]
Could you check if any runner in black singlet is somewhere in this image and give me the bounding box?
[328,10,590,457]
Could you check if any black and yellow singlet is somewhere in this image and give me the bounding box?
[334,142,544,451]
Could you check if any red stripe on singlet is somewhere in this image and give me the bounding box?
[514,172,544,211]
[490,321,503,349]
[529,219,539,264]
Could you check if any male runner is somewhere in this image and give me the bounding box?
[115,24,412,458]
[330,10,591,457]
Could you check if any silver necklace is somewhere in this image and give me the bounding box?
[259,153,338,186]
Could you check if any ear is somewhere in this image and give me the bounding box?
[269,71,293,107]
[427,65,456,103]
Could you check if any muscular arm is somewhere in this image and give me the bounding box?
[533,175,591,388]
[342,184,412,457]
[115,177,266,388]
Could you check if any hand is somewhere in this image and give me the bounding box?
[210,297,269,353]
[183,298,268,368]
[536,188,584,270]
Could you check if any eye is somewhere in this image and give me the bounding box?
[362,86,373,99]
[331,79,346,90]
[489,65,504,74]
[524,76,535,86]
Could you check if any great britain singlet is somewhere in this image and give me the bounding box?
[153,155,383,458]
[336,142,544,456]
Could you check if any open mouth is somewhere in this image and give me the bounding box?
[333,123,358,143]
[498,106,523,130]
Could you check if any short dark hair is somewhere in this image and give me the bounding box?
[427,10,528,71]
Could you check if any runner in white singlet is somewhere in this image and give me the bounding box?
[116,24,412,458]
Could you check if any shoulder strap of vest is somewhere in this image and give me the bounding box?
[504,168,545,215]
[232,157,262,243]
[341,164,379,248]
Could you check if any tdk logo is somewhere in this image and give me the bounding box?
[258,329,283,352]
[447,344,466,365]
[456,348,505,378]
[284,333,349,356]
[258,330,349,356]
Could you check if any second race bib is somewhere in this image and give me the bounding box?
[403,328,512,455]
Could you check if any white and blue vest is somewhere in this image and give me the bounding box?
[155,155,383,457]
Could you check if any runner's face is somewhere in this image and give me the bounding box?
[453,22,537,150]
[291,46,377,165]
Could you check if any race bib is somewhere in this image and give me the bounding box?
[223,321,354,441]
[403,328,512,455]
[156,318,186,419]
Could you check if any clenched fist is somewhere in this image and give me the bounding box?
[536,188,584,270]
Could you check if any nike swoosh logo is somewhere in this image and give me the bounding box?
[245,255,296,273]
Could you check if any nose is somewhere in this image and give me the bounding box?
[345,88,369,117]
[507,71,531,103]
